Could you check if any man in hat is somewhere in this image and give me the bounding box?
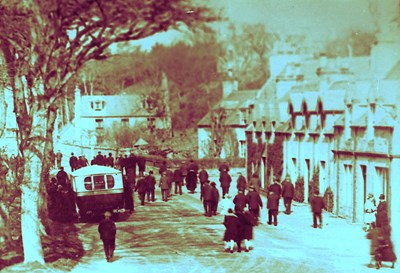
[236,172,247,192]
[246,186,263,223]
[268,177,282,198]
[201,180,213,217]
[376,194,389,230]
[135,174,148,206]
[310,190,325,229]
[281,175,295,214]
[98,211,116,262]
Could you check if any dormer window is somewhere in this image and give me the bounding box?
[91,100,105,111]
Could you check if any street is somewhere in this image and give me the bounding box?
[67,169,374,273]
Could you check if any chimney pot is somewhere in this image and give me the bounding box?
[253,121,257,128]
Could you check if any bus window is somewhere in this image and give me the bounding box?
[93,175,106,190]
[106,175,115,189]
[84,176,93,190]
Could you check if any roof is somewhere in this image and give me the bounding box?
[71,165,121,177]
[80,94,154,118]
[134,138,149,146]
[320,90,346,112]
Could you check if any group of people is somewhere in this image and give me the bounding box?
[365,193,397,269]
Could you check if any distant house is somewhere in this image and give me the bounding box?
[197,74,258,159]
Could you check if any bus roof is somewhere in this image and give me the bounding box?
[71,165,121,177]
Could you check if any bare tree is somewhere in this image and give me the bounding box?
[0,0,220,264]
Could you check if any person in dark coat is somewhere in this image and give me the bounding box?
[236,172,247,192]
[146,171,156,202]
[173,167,184,195]
[69,153,78,172]
[123,175,134,213]
[159,161,168,175]
[268,177,282,197]
[135,175,147,206]
[56,166,69,187]
[236,209,257,252]
[219,171,232,199]
[126,153,137,186]
[94,151,105,165]
[136,155,146,177]
[267,191,279,226]
[223,209,241,253]
[281,176,295,214]
[210,182,220,216]
[201,181,213,217]
[198,168,209,187]
[310,190,325,228]
[165,169,174,197]
[218,162,230,173]
[106,153,114,167]
[376,194,389,229]
[98,211,116,262]
[187,159,199,174]
[246,186,263,222]
[233,190,247,213]
[248,174,261,192]
[186,170,197,193]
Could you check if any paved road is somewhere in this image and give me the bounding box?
[68,169,374,273]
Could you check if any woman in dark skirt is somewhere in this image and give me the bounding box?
[186,170,197,193]
[236,209,257,252]
[223,209,241,253]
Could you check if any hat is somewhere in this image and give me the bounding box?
[367,193,373,199]
[379,194,385,200]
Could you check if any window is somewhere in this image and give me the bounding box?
[239,140,246,158]
[95,119,104,129]
[106,175,115,189]
[93,175,106,190]
[90,100,105,111]
[84,176,93,190]
[121,118,129,125]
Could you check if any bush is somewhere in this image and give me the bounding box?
[294,176,305,203]
[323,186,334,212]
[308,167,320,202]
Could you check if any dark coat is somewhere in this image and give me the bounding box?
[267,192,279,210]
[236,211,256,240]
[223,214,241,242]
[281,181,294,198]
[311,195,325,213]
[248,177,261,191]
[173,169,184,183]
[211,186,220,203]
[135,178,147,194]
[188,161,199,173]
[198,169,209,183]
[136,156,146,172]
[98,218,116,241]
[376,201,389,228]
[201,183,213,201]
[219,172,232,188]
[146,175,156,190]
[69,156,78,169]
[233,193,247,212]
[126,155,137,170]
[159,176,169,190]
[246,191,263,210]
[269,183,282,196]
[186,171,197,192]
[106,156,114,167]
[56,170,69,186]
[237,175,247,190]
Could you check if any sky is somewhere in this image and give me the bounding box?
[121,0,377,52]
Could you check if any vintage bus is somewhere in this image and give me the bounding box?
[70,165,125,220]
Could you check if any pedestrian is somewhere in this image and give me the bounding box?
[173,167,184,195]
[219,194,234,216]
[126,153,137,185]
[82,155,89,167]
[236,209,257,252]
[368,222,397,269]
[98,211,116,262]
[69,153,78,172]
[248,173,261,192]
[267,190,279,226]
[198,168,209,188]
[186,170,197,193]
[310,190,325,229]
[246,186,263,223]
[201,180,213,217]
[159,160,168,175]
[137,154,146,177]
[236,172,247,192]
[135,174,147,206]
[219,171,232,199]
[376,194,390,237]
[210,182,220,216]
[123,175,134,213]
[94,151,105,166]
[56,166,69,187]
[281,176,295,214]
[364,193,377,232]
[218,162,230,173]
[166,169,174,197]
[159,172,169,202]
[55,150,63,168]
[187,159,199,174]
[146,171,156,202]
[233,190,247,213]
[223,208,241,253]
[268,177,282,197]
[106,153,114,168]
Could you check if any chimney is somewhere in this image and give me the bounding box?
[74,86,81,143]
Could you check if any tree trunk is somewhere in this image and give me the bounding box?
[21,156,44,264]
